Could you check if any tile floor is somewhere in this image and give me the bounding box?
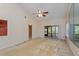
[0,38,73,56]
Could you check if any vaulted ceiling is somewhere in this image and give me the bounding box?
[18,3,71,20]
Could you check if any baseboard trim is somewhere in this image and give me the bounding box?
[0,40,28,51]
[0,37,42,51]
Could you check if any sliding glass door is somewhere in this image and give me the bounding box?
[44,25,59,39]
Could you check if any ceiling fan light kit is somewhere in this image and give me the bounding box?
[37,14,43,17]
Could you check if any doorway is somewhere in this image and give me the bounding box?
[28,25,32,40]
[44,25,59,39]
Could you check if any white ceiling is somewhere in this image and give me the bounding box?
[18,3,71,19]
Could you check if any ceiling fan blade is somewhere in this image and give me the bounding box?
[43,12,48,14]
[43,14,47,17]
[43,15,46,17]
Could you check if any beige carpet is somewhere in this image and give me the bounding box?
[0,38,73,56]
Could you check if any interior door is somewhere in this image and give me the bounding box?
[28,25,32,40]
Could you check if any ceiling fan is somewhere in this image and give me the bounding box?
[33,10,48,17]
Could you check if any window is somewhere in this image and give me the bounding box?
[74,26,79,34]
[73,24,79,39]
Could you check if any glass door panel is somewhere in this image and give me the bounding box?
[56,26,58,34]
[52,27,56,34]
[52,26,58,39]
[48,27,52,33]
[48,26,52,37]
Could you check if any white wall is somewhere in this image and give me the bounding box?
[0,4,39,49]
[0,3,68,49]
[74,4,79,24]
[25,17,40,39]
[38,18,66,39]
[66,4,79,56]
[0,4,27,49]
